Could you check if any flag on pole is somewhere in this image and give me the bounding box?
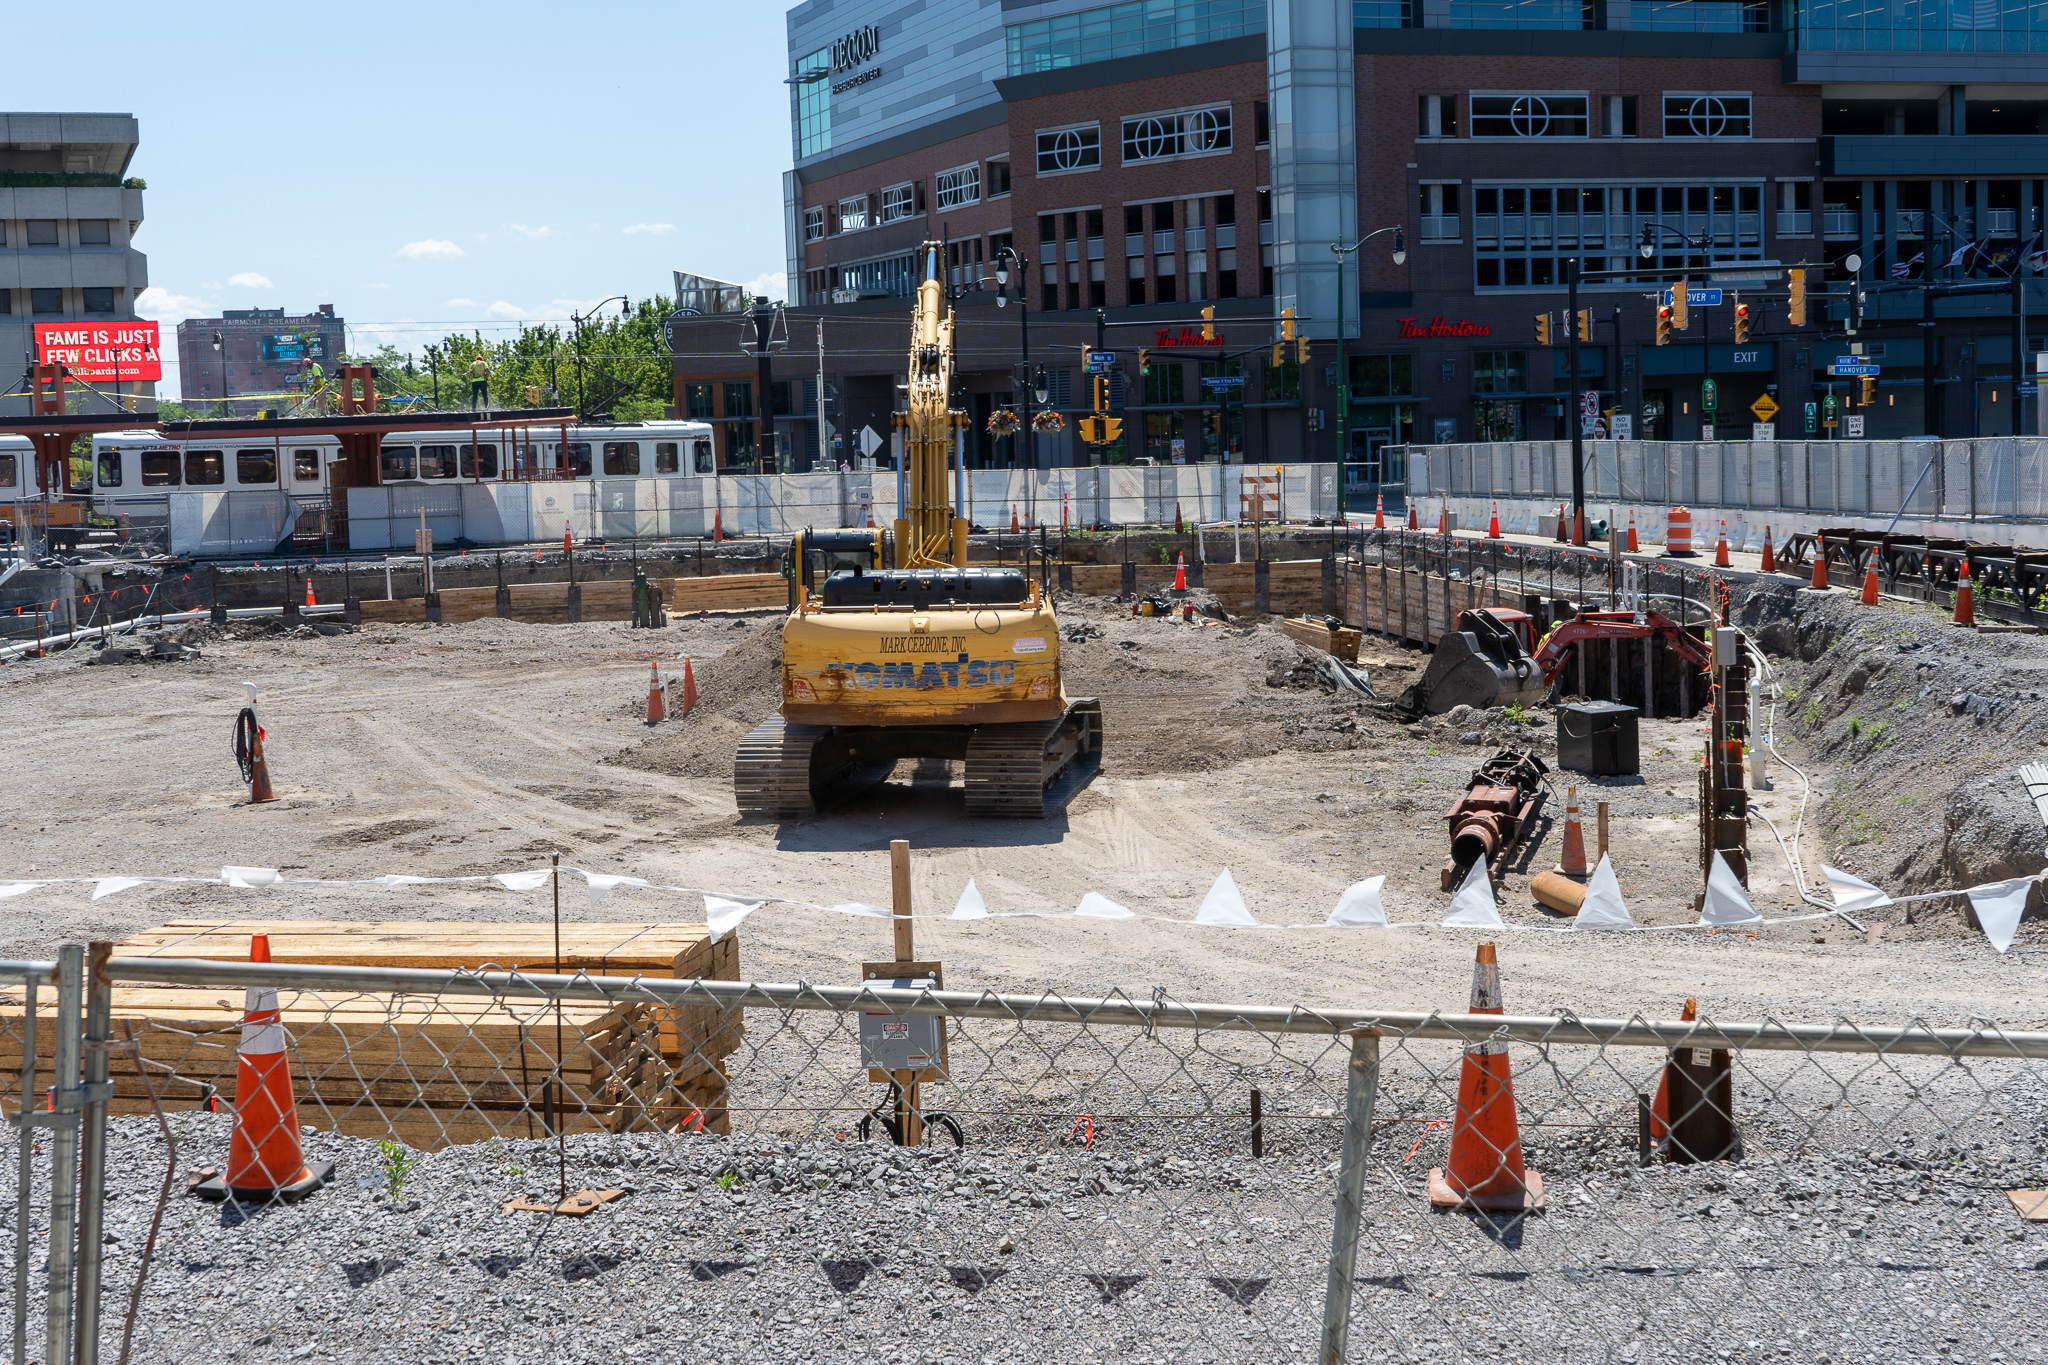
[1890,252,1923,280]
[1943,238,1991,272]
[2023,247,2048,273]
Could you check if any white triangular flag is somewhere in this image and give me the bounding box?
[951,879,988,920]
[1965,878,2033,954]
[1823,865,1894,916]
[221,866,281,890]
[1326,877,1388,927]
[493,869,553,892]
[1074,892,1135,919]
[1442,860,1504,928]
[1700,852,1762,925]
[1572,856,1634,929]
[580,869,652,905]
[371,874,442,886]
[0,882,46,901]
[1193,869,1258,926]
[827,902,893,919]
[91,877,152,902]
[703,894,759,944]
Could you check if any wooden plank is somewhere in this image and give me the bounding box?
[1279,617,1362,661]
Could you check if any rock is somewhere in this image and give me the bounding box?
[1949,692,1999,722]
[1941,772,2048,886]
[1444,704,1478,725]
[997,1235,1015,1254]
[1458,731,1484,745]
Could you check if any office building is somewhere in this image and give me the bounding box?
[177,305,346,412]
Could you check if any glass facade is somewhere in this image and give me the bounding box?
[1794,0,2048,50]
[795,49,831,158]
[1353,0,1415,26]
[1635,0,1769,31]
[1006,0,1264,75]
[1471,183,1765,289]
[1446,0,1589,29]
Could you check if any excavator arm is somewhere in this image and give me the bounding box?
[1532,610,1711,687]
[891,244,970,570]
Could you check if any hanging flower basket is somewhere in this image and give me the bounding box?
[986,408,1021,438]
[1031,410,1065,434]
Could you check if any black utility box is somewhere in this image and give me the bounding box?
[1558,701,1640,776]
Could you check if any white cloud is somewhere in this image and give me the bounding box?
[396,239,464,260]
[225,271,273,290]
[445,297,480,308]
[365,282,390,289]
[135,286,213,327]
[622,222,675,235]
[743,271,789,303]
[483,296,607,321]
[509,224,555,241]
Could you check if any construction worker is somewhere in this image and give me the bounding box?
[468,353,491,410]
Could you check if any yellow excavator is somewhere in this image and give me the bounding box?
[734,242,1103,818]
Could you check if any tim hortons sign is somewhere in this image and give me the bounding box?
[1397,316,1492,339]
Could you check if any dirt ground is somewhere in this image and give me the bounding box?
[2,598,2042,1031]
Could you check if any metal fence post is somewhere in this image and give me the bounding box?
[1319,1028,1381,1365]
[45,944,84,1365]
[74,943,114,1365]
[12,971,38,1365]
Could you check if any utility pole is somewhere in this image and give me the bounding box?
[1018,265,1034,470]
[748,301,777,475]
[2014,245,2033,436]
[1566,257,1585,544]
[817,319,827,469]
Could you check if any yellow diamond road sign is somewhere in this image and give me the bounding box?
[1750,395,1780,421]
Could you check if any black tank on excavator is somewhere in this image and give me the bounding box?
[819,567,1031,608]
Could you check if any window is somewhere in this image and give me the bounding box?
[1470,94,1588,137]
[82,288,114,313]
[1470,182,1764,289]
[26,221,58,247]
[1419,95,1458,137]
[685,384,714,420]
[140,451,179,486]
[1351,354,1415,399]
[1355,0,1415,23]
[1036,125,1101,174]
[1604,95,1638,137]
[723,382,754,418]
[97,451,122,487]
[0,290,9,315]
[1264,358,1300,400]
[1472,351,1528,394]
[655,442,679,474]
[0,455,14,487]
[987,159,1011,197]
[1255,100,1270,145]
[236,450,278,485]
[30,289,61,314]
[568,442,593,477]
[838,196,869,232]
[603,441,642,475]
[380,446,416,481]
[880,184,914,222]
[1122,106,1231,163]
[1448,0,1582,26]
[293,449,321,482]
[186,450,227,485]
[460,443,498,478]
[1635,0,1768,32]
[693,439,715,474]
[796,47,832,158]
[414,444,455,479]
[1663,94,1752,138]
[804,207,825,241]
[936,165,981,209]
[1420,184,1460,239]
[78,220,111,246]
[1144,362,1186,406]
[1007,0,1264,75]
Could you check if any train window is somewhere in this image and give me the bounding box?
[602,441,641,475]
[460,443,499,478]
[236,451,278,485]
[569,442,592,476]
[185,450,225,486]
[419,444,459,479]
[381,446,417,481]
[97,451,123,487]
[0,454,15,487]
[693,439,715,474]
[292,449,321,481]
[655,442,679,474]
[140,451,179,486]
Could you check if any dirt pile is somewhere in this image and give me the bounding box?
[613,621,785,779]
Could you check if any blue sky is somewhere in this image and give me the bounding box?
[10,2,792,397]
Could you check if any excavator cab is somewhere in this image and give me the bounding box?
[789,528,886,612]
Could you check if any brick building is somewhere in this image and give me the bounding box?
[177,305,345,413]
[667,0,2048,495]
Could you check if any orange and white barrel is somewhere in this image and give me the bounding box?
[1665,507,1693,557]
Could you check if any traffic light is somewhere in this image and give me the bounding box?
[1576,309,1592,343]
[1271,341,1284,368]
[1847,286,1864,335]
[525,385,541,403]
[1655,304,1674,346]
[1786,268,1806,327]
[1733,302,1751,344]
[1672,279,1689,331]
[1534,312,1552,346]
[1138,348,1150,376]
[1280,307,1296,342]
[1078,416,1124,445]
[1201,306,1216,341]
[1860,376,1876,404]
[1295,334,1311,364]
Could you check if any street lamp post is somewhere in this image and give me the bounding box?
[211,330,229,418]
[569,295,630,421]
[1329,226,1406,499]
[994,249,1034,469]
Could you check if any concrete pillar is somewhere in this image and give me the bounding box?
[1267,0,1359,344]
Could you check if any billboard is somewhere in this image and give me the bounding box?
[259,332,328,362]
[34,321,162,382]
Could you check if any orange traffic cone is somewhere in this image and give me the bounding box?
[1573,507,1587,547]
[242,690,277,806]
[192,934,333,1204]
[1486,501,1502,539]
[1714,521,1731,568]
[1952,561,1975,626]
[1428,943,1544,1211]
[679,657,700,714]
[1859,552,1880,605]
[1810,534,1830,591]
[1648,997,1698,1142]
[1407,502,1418,531]
[1174,553,1187,592]
[563,524,572,555]
[1437,504,1448,537]
[1011,505,1020,535]
[1556,786,1588,879]
[1374,493,1386,530]
[1759,526,1776,574]
[863,503,874,530]
[1175,502,1184,534]
[1554,504,1567,542]
[1626,509,1639,553]
[712,510,725,542]
[1062,494,1070,531]
[646,660,666,725]
[304,577,316,609]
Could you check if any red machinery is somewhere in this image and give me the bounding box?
[1440,748,1550,891]
[1532,610,1710,688]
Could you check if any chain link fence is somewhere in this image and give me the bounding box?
[5,947,2047,1364]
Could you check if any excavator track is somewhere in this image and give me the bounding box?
[734,718,830,819]
[963,698,1104,818]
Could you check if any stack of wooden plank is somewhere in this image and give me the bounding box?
[353,572,786,625]
[659,572,786,613]
[1280,617,1363,661]
[0,921,745,1150]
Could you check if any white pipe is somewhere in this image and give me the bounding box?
[0,604,345,661]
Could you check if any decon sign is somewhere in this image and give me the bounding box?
[830,24,881,92]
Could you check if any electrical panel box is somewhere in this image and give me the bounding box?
[1713,627,1739,667]
[1558,701,1640,777]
